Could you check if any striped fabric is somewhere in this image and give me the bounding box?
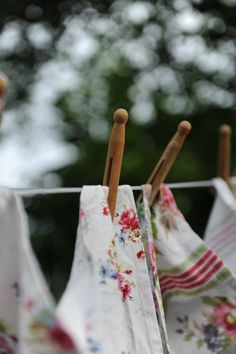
[152,184,236,354]
[159,246,228,296]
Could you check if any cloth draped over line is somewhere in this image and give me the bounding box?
[152,184,236,354]
[138,185,170,354]
[0,185,165,354]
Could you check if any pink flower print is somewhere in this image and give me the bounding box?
[0,334,14,354]
[119,209,139,232]
[79,208,89,231]
[158,185,176,208]
[148,241,157,272]
[25,299,35,311]
[103,206,110,216]
[124,269,133,275]
[136,249,145,260]
[80,208,85,219]
[47,324,76,350]
[117,273,132,301]
[158,184,182,217]
[214,302,236,337]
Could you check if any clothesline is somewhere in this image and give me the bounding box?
[7,178,236,196]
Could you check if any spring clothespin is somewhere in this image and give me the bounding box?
[0,74,8,122]
[103,108,128,220]
[138,121,191,206]
[218,125,231,182]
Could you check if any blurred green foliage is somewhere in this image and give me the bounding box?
[0,0,236,298]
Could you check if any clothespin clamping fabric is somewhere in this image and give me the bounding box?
[218,124,231,183]
[0,74,8,123]
[138,121,191,206]
[103,108,128,220]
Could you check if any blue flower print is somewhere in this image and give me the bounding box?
[99,263,117,280]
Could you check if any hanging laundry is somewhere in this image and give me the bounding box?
[0,184,165,354]
[72,185,164,354]
[137,184,170,354]
[152,184,236,354]
[204,178,236,275]
[0,188,90,354]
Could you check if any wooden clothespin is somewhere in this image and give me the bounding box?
[139,121,191,206]
[0,74,8,123]
[103,108,128,219]
[218,124,231,182]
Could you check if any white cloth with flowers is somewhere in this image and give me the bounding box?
[138,185,170,354]
[0,188,93,354]
[0,186,165,354]
[152,184,236,354]
[204,178,236,275]
[72,185,164,354]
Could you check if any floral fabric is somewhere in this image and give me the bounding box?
[204,178,236,275]
[71,185,164,354]
[0,186,164,354]
[0,188,89,354]
[152,184,236,354]
[137,185,170,354]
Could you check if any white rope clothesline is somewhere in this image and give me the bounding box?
[9,179,221,197]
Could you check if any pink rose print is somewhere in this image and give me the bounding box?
[119,209,139,232]
[158,184,182,217]
[136,250,145,260]
[159,184,175,206]
[124,269,133,275]
[47,324,76,350]
[214,302,236,337]
[118,273,132,301]
[103,206,110,216]
[102,240,135,301]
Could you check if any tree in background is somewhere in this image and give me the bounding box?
[0,0,235,297]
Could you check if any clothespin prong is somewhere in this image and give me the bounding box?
[103,108,128,219]
[142,120,191,206]
[218,124,231,182]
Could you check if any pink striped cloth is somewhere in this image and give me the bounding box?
[152,184,236,354]
[204,178,236,275]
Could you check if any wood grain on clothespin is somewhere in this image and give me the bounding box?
[139,121,191,206]
[103,108,128,219]
[218,124,231,182]
[0,74,8,123]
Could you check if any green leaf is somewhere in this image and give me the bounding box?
[0,319,9,333]
[196,339,204,348]
[184,331,194,341]
[217,340,231,354]
[217,348,229,354]
[151,218,158,240]
[201,296,222,307]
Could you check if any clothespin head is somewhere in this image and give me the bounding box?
[139,120,191,207]
[103,108,128,220]
[0,74,8,122]
[218,124,231,182]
